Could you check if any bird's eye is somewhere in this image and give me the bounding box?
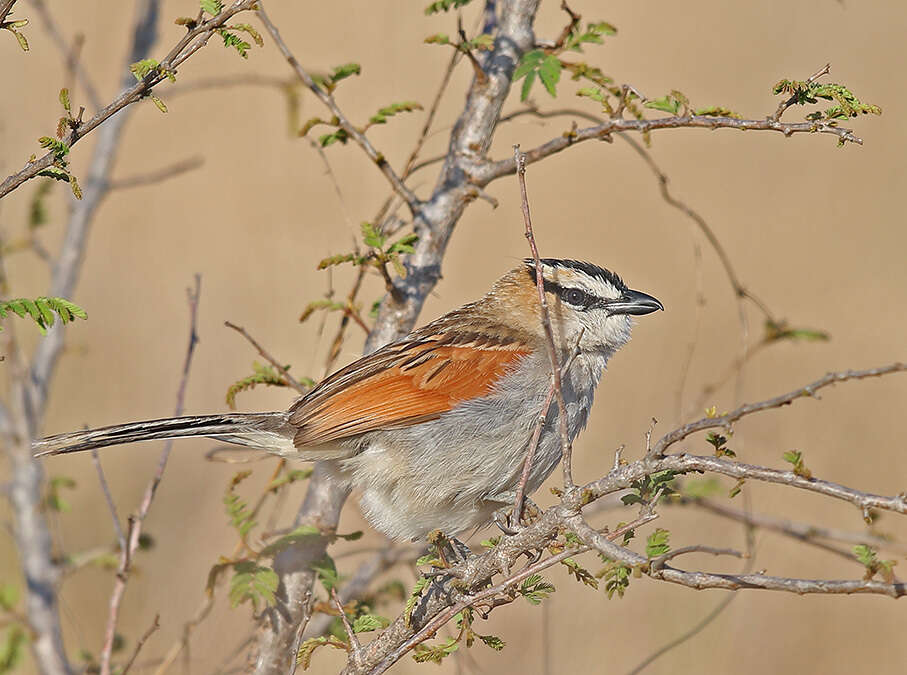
[564,288,588,306]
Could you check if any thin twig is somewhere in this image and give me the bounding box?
[98,276,201,675]
[29,0,103,111]
[684,497,907,558]
[224,320,309,395]
[332,587,363,667]
[513,146,574,489]
[649,545,745,572]
[0,0,260,200]
[513,328,584,524]
[772,63,831,121]
[476,114,865,187]
[120,614,160,675]
[254,1,420,214]
[651,362,906,457]
[107,156,204,191]
[91,449,126,554]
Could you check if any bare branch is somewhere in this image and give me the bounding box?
[98,276,201,675]
[332,587,363,667]
[651,362,906,457]
[107,156,204,191]
[687,496,907,557]
[91,449,126,554]
[475,114,864,186]
[120,613,160,675]
[0,0,19,25]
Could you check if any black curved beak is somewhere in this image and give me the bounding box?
[606,289,664,316]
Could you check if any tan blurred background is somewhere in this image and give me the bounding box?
[1,0,906,673]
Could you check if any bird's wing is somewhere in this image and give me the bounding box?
[288,336,529,447]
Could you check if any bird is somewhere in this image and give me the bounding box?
[34,259,662,542]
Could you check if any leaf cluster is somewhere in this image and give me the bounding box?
[621,469,678,507]
[0,14,29,52]
[782,450,812,479]
[645,528,671,558]
[852,545,897,584]
[0,297,87,335]
[310,62,362,95]
[424,0,473,15]
[317,222,418,282]
[225,361,305,410]
[774,78,881,121]
[706,431,735,458]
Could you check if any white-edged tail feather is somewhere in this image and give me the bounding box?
[33,412,295,457]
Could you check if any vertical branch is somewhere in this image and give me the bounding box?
[513,147,574,490]
[98,276,201,675]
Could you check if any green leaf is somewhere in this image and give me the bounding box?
[129,58,159,81]
[519,573,555,605]
[694,105,742,119]
[149,94,168,113]
[368,101,423,126]
[59,88,71,113]
[782,450,812,479]
[218,29,251,58]
[330,63,362,84]
[404,576,430,627]
[229,23,264,47]
[387,233,418,255]
[645,95,682,114]
[225,361,291,409]
[266,468,314,492]
[479,634,506,650]
[424,0,473,15]
[424,33,450,45]
[0,626,26,673]
[561,557,599,589]
[413,638,459,664]
[311,554,339,592]
[223,471,256,538]
[853,545,897,583]
[645,528,671,558]
[599,561,631,599]
[229,561,278,610]
[351,614,390,633]
[0,297,86,334]
[577,86,605,103]
[319,129,349,147]
[200,0,223,16]
[537,54,561,97]
[260,525,321,556]
[38,136,70,159]
[360,222,386,249]
[0,585,18,612]
[45,475,77,512]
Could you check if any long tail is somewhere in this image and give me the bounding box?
[33,412,295,457]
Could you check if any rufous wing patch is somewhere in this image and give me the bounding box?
[289,342,528,447]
